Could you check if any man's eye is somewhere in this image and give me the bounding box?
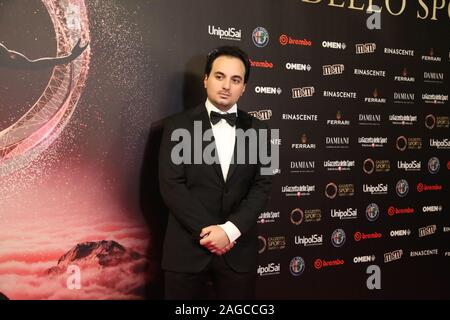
[232,79,241,84]
[215,75,223,80]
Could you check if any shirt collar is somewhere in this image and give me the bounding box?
[205,99,238,116]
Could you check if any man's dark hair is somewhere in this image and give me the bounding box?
[204,46,251,83]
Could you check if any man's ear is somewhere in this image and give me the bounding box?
[241,83,246,95]
[203,74,208,88]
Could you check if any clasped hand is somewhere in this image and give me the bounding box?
[199,225,235,256]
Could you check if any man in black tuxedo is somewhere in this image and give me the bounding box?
[158,46,273,299]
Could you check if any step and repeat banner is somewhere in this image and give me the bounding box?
[148,0,449,299]
[0,0,449,299]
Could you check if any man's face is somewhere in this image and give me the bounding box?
[204,55,246,111]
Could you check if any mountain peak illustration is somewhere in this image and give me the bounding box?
[48,240,142,275]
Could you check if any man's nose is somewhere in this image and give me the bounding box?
[222,79,231,90]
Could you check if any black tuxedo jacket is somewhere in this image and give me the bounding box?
[158,105,273,273]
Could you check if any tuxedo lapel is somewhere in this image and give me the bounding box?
[225,109,252,184]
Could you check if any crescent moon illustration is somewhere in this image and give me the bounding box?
[0,0,90,176]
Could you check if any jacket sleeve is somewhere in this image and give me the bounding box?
[227,121,274,235]
[158,117,218,238]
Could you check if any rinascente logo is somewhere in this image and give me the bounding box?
[286,62,311,71]
[389,114,417,126]
[410,249,438,257]
[282,113,318,122]
[424,71,444,83]
[364,88,386,104]
[271,138,281,145]
[323,90,357,99]
[354,68,386,77]
[384,249,403,263]
[358,137,387,148]
[324,160,355,172]
[358,114,381,126]
[208,25,241,41]
[255,86,282,95]
[292,86,315,98]
[325,136,350,149]
[394,67,415,82]
[323,64,344,76]
[384,47,414,56]
[322,41,346,50]
[393,92,415,104]
[290,161,315,174]
[248,109,272,121]
[355,43,376,54]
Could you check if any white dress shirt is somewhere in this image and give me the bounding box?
[205,99,242,243]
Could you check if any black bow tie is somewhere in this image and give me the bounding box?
[209,111,237,126]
